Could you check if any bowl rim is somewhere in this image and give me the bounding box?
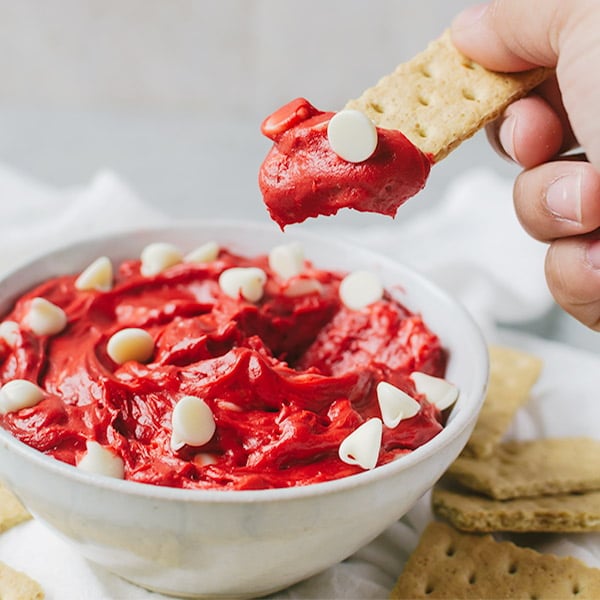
[0,219,489,504]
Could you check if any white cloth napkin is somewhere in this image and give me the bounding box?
[0,163,597,600]
[0,163,167,277]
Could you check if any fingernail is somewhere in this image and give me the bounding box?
[498,113,517,162]
[545,173,582,223]
[452,3,489,31]
[586,240,600,269]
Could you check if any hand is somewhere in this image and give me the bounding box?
[451,0,600,330]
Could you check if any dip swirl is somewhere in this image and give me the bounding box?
[0,246,447,490]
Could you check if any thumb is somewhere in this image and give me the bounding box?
[451,0,600,167]
[450,0,576,70]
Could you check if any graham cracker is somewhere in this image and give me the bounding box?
[432,482,600,533]
[0,484,30,534]
[463,345,543,459]
[448,437,600,500]
[346,30,551,162]
[390,520,600,599]
[0,562,44,600]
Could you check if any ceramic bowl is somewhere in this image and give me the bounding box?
[0,221,488,598]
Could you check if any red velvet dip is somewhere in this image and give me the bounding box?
[259,98,432,228]
[0,246,447,490]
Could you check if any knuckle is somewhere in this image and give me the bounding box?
[545,240,600,329]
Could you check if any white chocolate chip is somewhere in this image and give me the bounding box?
[283,277,323,298]
[339,270,383,310]
[327,109,378,163]
[338,418,382,470]
[106,328,154,365]
[0,379,44,415]
[376,381,421,428]
[184,241,220,264]
[78,441,125,479]
[219,267,267,303]
[0,321,20,346]
[140,242,183,276]
[25,297,67,336]
[410,372,459,411]
[75,256,113,292]
[268,242,304,279]
[171,395,216,451]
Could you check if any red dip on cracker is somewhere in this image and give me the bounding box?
[259,98,432,228]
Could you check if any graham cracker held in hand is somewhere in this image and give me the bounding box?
[0,562,44,600]
[390,521,600,599]
[448,437,600,500]
[463,345,543,459]
[0,484,30,534]
[432,482,600,533]
[346,30,551,162]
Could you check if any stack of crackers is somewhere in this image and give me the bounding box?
[0,485,43,600]
[391,346,600,599]
[435,346,600,534]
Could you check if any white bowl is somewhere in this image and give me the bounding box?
[0,221,488,598]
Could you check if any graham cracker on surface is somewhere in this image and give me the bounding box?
[390,521,600,599]
[346,30,551,162]
[0,562,44,600]
[463,346,543,459]
[432,482,600,533]
[0,484,30,534]
[447,437,600,500]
